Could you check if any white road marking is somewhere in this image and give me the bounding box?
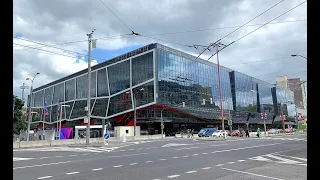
[273,154,307,161]
[210,143,280,154]
[238,160,246,162]
[185,170,197,174]
[193,153,199,156]
[113,165,123,168]
[13,157,34,161]
[160,159,167,161]
[130,149,135,150]
[162,143,190,148]
[120,150,125,151]
[82,153,89,155]
[39,157,49,159]
[202,152,208,155]
[66,172,79,175]
[202,167,212,170]
[167,174,180,178]
[55,156,63,158]
[13,161,72,170]
[210,143,228,147]
[297,163,307,166]
[130,163,138,165]
[146,161,153,163]
[175,147,198,151]
[227,162,235,164]
[37,176,52,179]
[221,167,284,180]
[146,148,150,149]
[70,154,77,156]
[92,168,103,171]
[264,154,301,164]
[172,157,179,159]
[249,156,273,162]
[216,164,224,166]
[183,155,189,157]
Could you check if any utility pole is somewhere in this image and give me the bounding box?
[20,83,29,102]
[215,42,225,131]
[86,28,96,145]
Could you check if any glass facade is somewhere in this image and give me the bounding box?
[29,43,294,127]
[157,48,232,120]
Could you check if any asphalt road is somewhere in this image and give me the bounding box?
[13,134,307,180]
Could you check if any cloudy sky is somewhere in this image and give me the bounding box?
[13,0,307,102]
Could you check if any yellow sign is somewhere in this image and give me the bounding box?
[218,116,228,120]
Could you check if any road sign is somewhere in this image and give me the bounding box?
[104,133,110,140]
[218,116,228,120]
[245,121,249,125]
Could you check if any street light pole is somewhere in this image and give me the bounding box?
[160,108,165,139]
[133,95,137,137]
[26,72,40,141]
[86,28,96,145]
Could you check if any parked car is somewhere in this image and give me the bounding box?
[268,129,281,134]
[198,128,216,137]
[231,130,245,136]
[285,128,293,133]
[225,130,231,136]
[212,130,228,137]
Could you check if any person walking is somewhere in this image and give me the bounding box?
[257,128,261,138]
[245,129,249,138]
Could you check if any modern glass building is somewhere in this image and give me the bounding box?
[28,43,295,135]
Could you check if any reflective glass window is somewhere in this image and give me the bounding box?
[132,52,153,86]
[92,98,109,117]
[31,108,43,122]
[108,92,132,116]
[51,105,59,123]
[53,83,64,104]
[33,90,44,107]
[64,101,74,119]
[70,100,87,119]
[44,87,54,105]
[97,68,109,97]
[234,72,257,112]
[132,81,154,108]
[108,60,130,95]
[76,75,88,99]
[44,107,51,122]
[65,79,75,101]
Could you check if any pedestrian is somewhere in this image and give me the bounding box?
[257,128,261,138]
[191,129,194,138]
[245,129,249,138]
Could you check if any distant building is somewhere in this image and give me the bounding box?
[276,76,288,89]
[288,78,304,109]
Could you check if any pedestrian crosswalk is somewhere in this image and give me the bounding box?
[13,146,120,153]
[262,137,307,141]
[248,153,307,166]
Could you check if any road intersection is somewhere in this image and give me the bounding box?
[13,134,307,180]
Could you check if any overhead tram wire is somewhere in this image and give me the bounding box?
[99,0,140,36]
[207,0,307,60]
[14,38,108,62]
[141,19,306,37]
[191,0,286,66]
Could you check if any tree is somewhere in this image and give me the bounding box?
[13,95,26,135]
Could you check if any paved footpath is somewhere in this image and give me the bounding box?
[13,134,307,180]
